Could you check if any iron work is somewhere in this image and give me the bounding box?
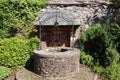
[39,22,42,50]
[72,21,75,50]
[54,11,59,27]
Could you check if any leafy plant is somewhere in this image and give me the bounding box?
[80,50,93,66]
[78,23,120,80]
[93,66,104,74]
[78,24,117,67]
[0,37,39,67]
[107,0,120,53]
[0,66,12,80]
[109,24,120,53]
[105,47,120,64]
[108,0,120,8]
[104,63,120,80]
[0,0,48,38]
[93,63,120,80]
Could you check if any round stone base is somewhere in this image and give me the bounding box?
[33,47,80,80]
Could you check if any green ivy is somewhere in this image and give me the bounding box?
[0,37,39,67]
[0,66,12,80]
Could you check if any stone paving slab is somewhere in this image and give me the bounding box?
[16,68,45,80]
[15,64,103,80]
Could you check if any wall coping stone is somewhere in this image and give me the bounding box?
[34,48,80,58]
[49,0,111,5]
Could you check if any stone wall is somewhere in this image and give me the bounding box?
[43,1,112,27]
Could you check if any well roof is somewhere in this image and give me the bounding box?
[34,10,80,26]
[34,0,110,26]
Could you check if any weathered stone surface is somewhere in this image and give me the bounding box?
[16,68,45,80]
[33,48,80,80]
[15,64,103,80]
[49,0,110,5]
[34,0,111,26]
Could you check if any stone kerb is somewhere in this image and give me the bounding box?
[49,0,110,5]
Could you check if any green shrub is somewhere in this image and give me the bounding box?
[109,24,120,53]
[93,66,104,74]
[105,47,120,65]
[104,63,120,80]
[0,66,12,80]
[78,23,120,80]
[80,50,93,66]
[0,37,39,67]
[0,0,48,38]
[108,0,120,8]
[78,24,119,67]
[92,48,120,80]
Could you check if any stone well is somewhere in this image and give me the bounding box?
[33,47,80,80]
